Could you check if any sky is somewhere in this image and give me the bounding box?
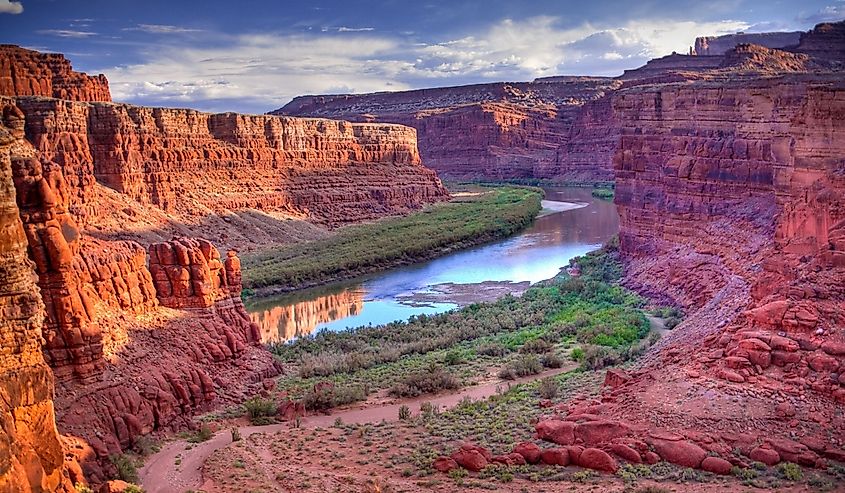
[2,0,843,114]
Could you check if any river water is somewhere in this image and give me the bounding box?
[246,188,619,343]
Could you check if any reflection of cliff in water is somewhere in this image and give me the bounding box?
[249,287,365,342]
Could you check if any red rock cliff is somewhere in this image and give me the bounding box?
[276,78,621,182]
[12,97,447,231]
[0,45,110,102]
[0,111,76,492]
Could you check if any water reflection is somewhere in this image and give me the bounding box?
[247,187,619,343]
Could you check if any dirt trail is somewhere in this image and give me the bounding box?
[139,365,574,493]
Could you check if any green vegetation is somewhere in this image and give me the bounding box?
[109,453,140,484]
[777,462,803,481]
[301,382,368,410]
[243,397,277,425]
[186,424,213,443]
[242,185,543,291]
[591,187,615,200]
[265,238,657,410]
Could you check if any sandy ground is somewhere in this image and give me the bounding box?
[139,365,576,493]
[395,280,531,307]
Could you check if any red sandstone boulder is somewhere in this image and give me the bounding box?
[574,420,630,445]
[433,457,459,473]
[98,481,132,493]
[451,449,487,471]
[491,453,527,466]
[604,368,631,389]
[650,439,707,468]
[513,442,542,464]
[577,448,618,472]
[536,420,575,445]
[808,352,839,372]
[540,448,570,466]
[701,456,733,475]
[610,443,642,463]
[643,451,661,465]
[821,340,845,356]
[749,446,780,466]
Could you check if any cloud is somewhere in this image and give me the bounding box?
[797,2,845,24]
[103,33,413,113]
[99,16,751,113]
[123,24,204,34]
[37,29,97,38]
[337,27,375,32]
[0,0,23,14]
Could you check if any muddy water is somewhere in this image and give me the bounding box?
[246,188,619,343]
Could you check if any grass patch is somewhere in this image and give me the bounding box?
[389,364,460,397]
[591,187,614,200]
[243,185,542,291]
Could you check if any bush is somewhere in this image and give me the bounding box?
[664,317,680,330]
[476,342,508,357]
[109,454,139,484]
[537,377,559,399]
[389,365,460,398]
[398,405,411,420]
[540,351,563,368]
[499,354,542,380]
[570,347,585,361]
[302,383,368,410]
[187,424,213,443]
[777,462,802,481]
[591,188,614,200]
[443,349,465,366]
[581,346,622,370]
[243,397,277,424]
[519,339,553,354]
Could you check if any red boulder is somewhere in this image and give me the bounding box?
[610,443,642,463]
[701,456,733,475]
[577,447,618,472]
[513,442,542,464]
[535,420,576,445]
[650,439,707,468]
[433,457,459,473]
[540,448,570,466]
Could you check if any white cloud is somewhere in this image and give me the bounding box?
[37,29,97,38]
[797,2,845,24]
[123,24,204,34]
[99,16,752,112]
[0,0,23,14]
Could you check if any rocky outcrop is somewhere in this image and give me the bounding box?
[0,109,76,492]
[11,96,447,231]
[694,31,802,55]
[0,45,110,102]
[276,78,622,182]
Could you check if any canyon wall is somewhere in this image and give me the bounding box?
[0,112,76,492]
[276,78,621,182]
[693,31,802,55]
[0,45,110,102]
[13,96,448,234]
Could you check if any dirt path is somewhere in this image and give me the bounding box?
[139,365,575,493]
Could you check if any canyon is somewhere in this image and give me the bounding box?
[0,46,448,489]
[0,17,843,493]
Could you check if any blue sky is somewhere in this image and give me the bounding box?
[2,0,842,113]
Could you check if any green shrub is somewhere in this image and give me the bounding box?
[476,342,508,357]
[187,424,213,443]
[109,454,139,484]
[519,338,553,354]
[537,377,560,399]
[243,397,277,424]
[443,349,465,366]
[389,365,460,397]
[540,351,563,368]
[124,486,144,493]
[302,383,368,410]
[499,354,542,380]
[591,188,614,200]
[398,405,411,420]
[581,346,622,370]
[777,462,802,481]
[570,347,585,361]
[75,484,94,493]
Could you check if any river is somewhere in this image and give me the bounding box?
[245,187,619,343]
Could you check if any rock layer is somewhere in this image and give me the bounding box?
[0,109,75,492]
[276,78,622,182]
[0,45,110,102]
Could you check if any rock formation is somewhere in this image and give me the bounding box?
[0,108,76,492]
[276,78,622,182]
[0,45,110,102]
[693,31,802,55]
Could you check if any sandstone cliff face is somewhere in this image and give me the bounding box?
[276,78,621,182]
[0,45,110,102]
[12,97,447,232]
[0,112,75,492]
[693,31,802,55]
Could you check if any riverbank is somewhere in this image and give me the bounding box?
[241,185,543,295]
